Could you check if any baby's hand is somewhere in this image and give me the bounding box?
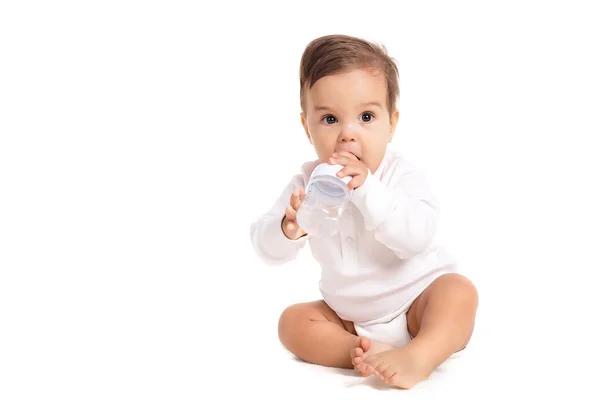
[282,188,307,240]
[330,151,369,190]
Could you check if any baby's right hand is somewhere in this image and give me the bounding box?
[282,188,306,240]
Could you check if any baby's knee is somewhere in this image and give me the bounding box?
[278,303,307,338]
[277,301,330,340]
[279,303,302,325]
[438,273,479,305]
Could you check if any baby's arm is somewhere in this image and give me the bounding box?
[250,174,308,266]
[350,163,440,259]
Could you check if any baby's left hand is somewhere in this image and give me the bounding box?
[329,151,368,190]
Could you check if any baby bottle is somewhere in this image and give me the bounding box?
[296,162,353,238]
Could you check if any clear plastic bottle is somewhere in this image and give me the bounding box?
[296,162,353,238]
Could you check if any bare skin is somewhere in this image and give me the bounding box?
[278,299,392,369]
[354,273,478,388]
[278,273,478,389]
[351,337,393,377]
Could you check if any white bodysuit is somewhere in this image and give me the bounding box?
[250,148,457,347]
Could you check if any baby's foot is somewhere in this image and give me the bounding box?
[350,337,393,377]
[358,343,434,389]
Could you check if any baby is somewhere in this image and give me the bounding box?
[250,34,478,389]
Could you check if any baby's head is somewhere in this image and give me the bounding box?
[299,34,400,173]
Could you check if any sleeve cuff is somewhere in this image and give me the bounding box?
[264,214,308,253]
[350,170,394,230]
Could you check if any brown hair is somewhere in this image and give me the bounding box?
[299,34,399,118]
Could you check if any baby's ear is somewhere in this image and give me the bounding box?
[388,109,399,142]
[300,112,313,144]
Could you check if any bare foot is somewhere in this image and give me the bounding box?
[350,337,393,377]
[357,342,434,389]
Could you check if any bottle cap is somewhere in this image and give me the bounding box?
[308,163,351,195]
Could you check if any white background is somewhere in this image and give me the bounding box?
[1,1,599,398]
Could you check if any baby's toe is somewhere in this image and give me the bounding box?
[385,372,398,385]
[357,363,368,374]
[365,364,376,375]
[380,366,394,380]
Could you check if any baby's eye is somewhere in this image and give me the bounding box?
[360,112,374,122]
[322,115,337,125]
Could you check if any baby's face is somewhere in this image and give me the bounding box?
[301,68,398,174]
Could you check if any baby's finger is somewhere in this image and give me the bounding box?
[333,151,359,161]
[329,154,355,166]
[298,188,305,201]
[285,204,297,222]
[290,189,304,211]
[337,164,363,178]
[347,174,366,190]
[288,190,299,209]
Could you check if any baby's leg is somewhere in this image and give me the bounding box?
[278,300,358,368]
[357,273,478,388]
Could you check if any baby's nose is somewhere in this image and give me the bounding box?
[339,123,357,141]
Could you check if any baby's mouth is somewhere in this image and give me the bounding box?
[334,149,361,161]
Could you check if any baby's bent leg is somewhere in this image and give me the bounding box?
[406,273,478,366]
[278,300,357,368]
[357,273,478,388]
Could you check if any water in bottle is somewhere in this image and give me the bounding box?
[296,162,353,237]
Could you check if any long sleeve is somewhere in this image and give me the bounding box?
[350,162,440,259]
[250,173,309,266]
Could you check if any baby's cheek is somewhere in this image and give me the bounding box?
[315,144,336,159]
